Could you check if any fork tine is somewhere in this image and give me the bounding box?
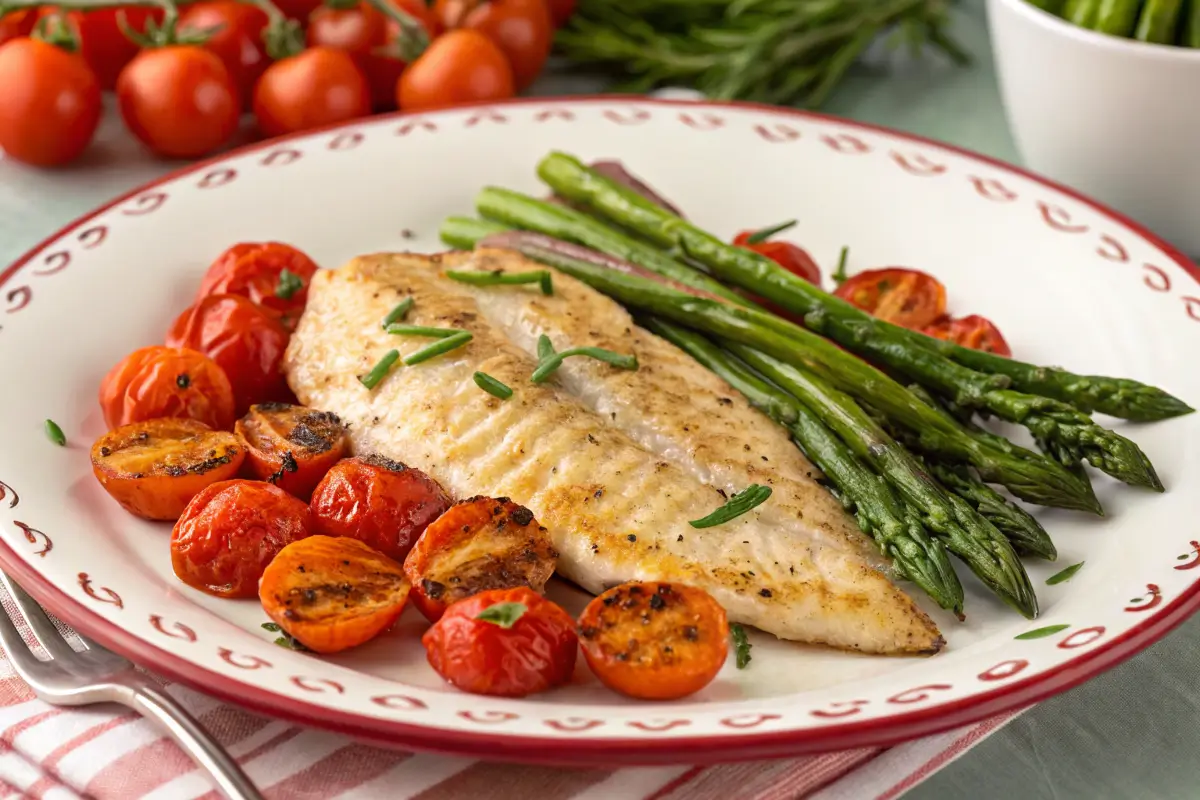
[0,591,60,688]
[0,571,80,663]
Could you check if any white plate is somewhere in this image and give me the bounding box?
[1,97,1197,765]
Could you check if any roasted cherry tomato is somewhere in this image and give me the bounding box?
[423,586,577,697]
[253,46,370,138]
[38,6,163,90]
[99,346,236,432]
[544,0,574,27]
[434,0,551,90]
[833,267,947,330]
[235,403,347,499]
[0,9,36,46]
[577,581,728,700]
[732,229,822,285]
[309,454,451,563]
[91,418,245,521]
[196,242,319,329]
[397,28,514,111]
[0,36,101,167]
[260,535,410,653]
[117,45,240,159]
[921,314,1012,357]
[404,496,557,622]
[171,479,311,597]
[166,294,291,413]
[273,0,323,20]
[179,1,269,106]
[307,0,436,111]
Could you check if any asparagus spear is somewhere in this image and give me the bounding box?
[535,151,1191,424]
[926,461,1056,560]
[647,319,964,617]
[725,343,1037,618]
[502,240,1099,513]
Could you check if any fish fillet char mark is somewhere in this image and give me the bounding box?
[284,251,944,655]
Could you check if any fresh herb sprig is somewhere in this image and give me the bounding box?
[689,485,772,528]
[360,349,400,389]
[386,324,465,338]
[446,268,553,296]
[531,346,638,383]
[731,623,752,668]
[476,602,527,628]
[275,268,304,300]
[474,371,513,399]
[262,621,311,651]
[404,331,473,365]
[382,297,414,328]
[44,419,66,447]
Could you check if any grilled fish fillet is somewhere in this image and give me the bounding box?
[285,251,943,654]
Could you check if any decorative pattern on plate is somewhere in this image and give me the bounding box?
[13,521,50,557]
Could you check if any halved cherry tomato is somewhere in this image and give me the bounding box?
[179,1,269,106]
[577,581,728,701]
[196,242,319,330]
[260,535,410,653]
[732,230,822,286]
[423,586,577,697]
[403,496,557,622]
[0,36,101,168]
[833,267,947,330]
[309,455,451,563]
[0,9,36,46]
[99,346,236,431]
[171,479,311,597]
[91,418,245,521]
[38,6,164,90]
[235,403,347,499]
[921,314,1012,357]
[397,28,514,111]
[117,45,240,159]
[253,45,370,138]
[307,0,436,111]
[434,0,552,90]
[166,294,291,413]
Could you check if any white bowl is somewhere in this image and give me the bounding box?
[988,0,1200,254]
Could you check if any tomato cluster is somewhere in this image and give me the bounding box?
[86,236,733,702]
[731,225,1013,357]
[0,0,573,167]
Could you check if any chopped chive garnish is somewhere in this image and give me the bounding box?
[1014,623,1070,640]
[833,246,850,284]
[744,219,797,245]
[530,347,637,384]
[537,334,556,363]
[275,268,304,300]
[1046,562,1084,585]
[403,331,473,365]
[44,419,65,447]
[446,269,553,296]
[689,484,772,528]
[386,324,465,338]
[360,349,400,389]
[474,371,513,399]
[731,623,752,669]
[476,601,527,628]
[381,297,414,328]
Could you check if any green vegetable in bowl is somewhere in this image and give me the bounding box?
[1030,0,1200,47]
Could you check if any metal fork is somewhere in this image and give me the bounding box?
[0,571,262,800]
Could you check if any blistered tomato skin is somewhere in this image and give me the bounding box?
[196,242,319,330]
[171,479,311,598]
[309,454,451,562]
[422,586,578,697]
[98,346,236,431]
[235,403,348,500]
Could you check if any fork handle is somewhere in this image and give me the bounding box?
[122,680,263,800]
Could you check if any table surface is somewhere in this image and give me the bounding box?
[2,3,1198,797]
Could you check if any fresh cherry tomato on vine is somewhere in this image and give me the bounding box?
[833,267,947,330]
[179,1,269,106]
[434,0,551,90]
[544,0,574,26]
[117,46,240,159]
[398,28,514,111]
[0,36,101,167]
[38,6,164,90]
[253,46,370,138]
[732,228,822,285]
[0,9,36,46]
[921,314,1012,357]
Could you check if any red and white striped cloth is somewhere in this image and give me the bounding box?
[0,595,1022,800]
